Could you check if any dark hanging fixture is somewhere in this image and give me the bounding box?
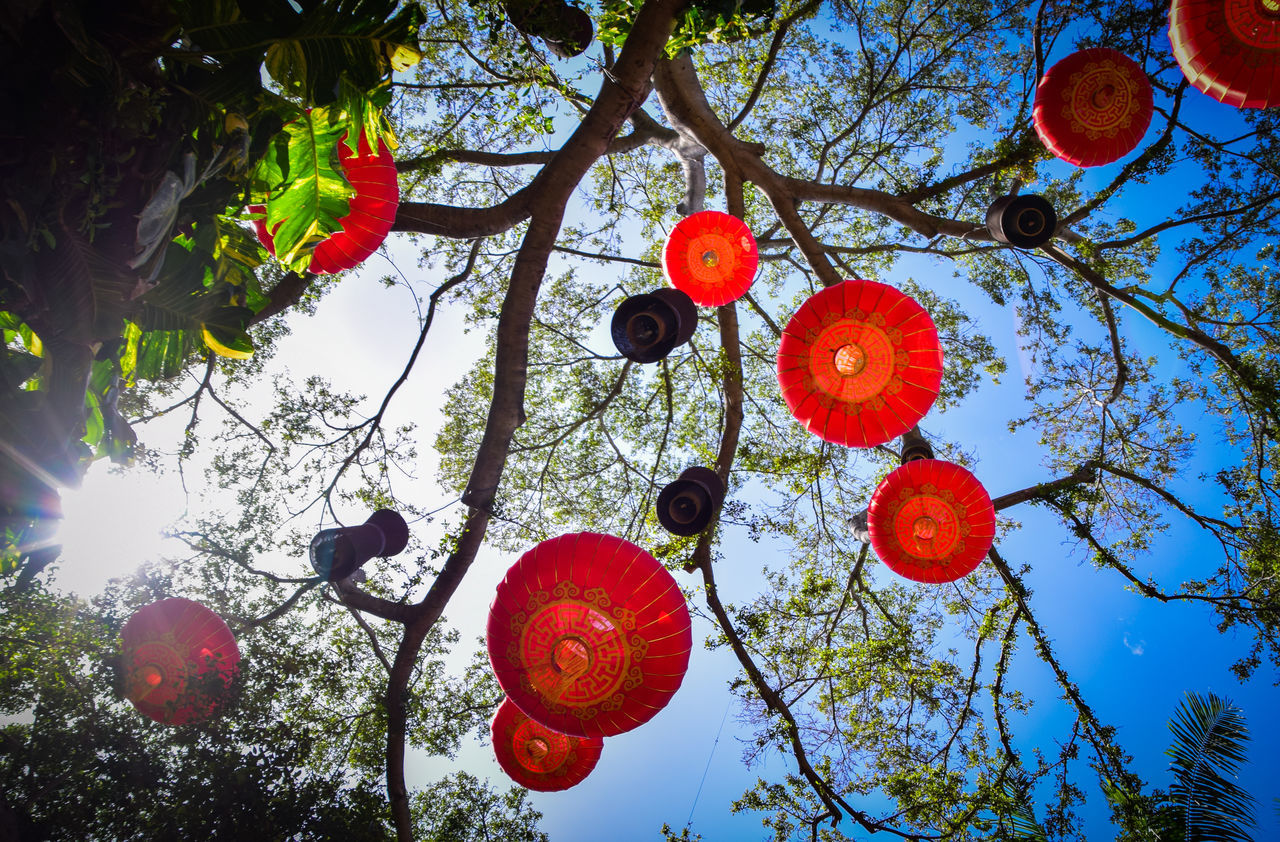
[611,288,697,363]
[986,193,1056,249]
[122,598,240,726]
[656,466,726,536]
[502,0,594,58]
[309,509,410,581]
[1033,48,1154,168]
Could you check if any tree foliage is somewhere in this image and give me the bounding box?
[3,0,1280,839]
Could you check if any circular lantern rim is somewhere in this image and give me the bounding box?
[775,279,944,449]
[867,459,996,584]
[1169,0,1280,109]
[663,210,759,307]
[1033,47,1154,167]
[121,597,240,726]
[486,532,693,738]
[491,697,603,791]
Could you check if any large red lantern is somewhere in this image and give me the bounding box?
[662,211,758,307]
[1033,48,1154,167]
[121,598,240,725]
[486,532,692,738]
[776,280,943,448]
[253,132,399,274]
[491,697,603,791]
[1170,0,1280,109]
[867,459,996,584]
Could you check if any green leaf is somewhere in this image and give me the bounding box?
[1167,692,1257,842]
[263,0,423,106]
[256,109,353,269]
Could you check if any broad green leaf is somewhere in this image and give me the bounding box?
[257,109,352,269]
[263,0,424,106]
[201,324,255,360]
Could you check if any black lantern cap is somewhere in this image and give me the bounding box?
[986,193,1056,249]
[309,509,410,581]
[657,466,726,536]
[611,288,697,363]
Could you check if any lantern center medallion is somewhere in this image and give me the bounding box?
[552,636,591,677]
[811,320,896,403]
[1226,0,1280,49]
[834,343,867,376]
[913,516,939,541]
[891,493,964,561]
[525,737,550,761]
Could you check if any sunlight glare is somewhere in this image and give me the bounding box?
[55,468,187,596]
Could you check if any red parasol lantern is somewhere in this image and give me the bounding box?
[491,697,603,791]
[776,280,943,448]
[867,459,996,584]
[253,131,399,274]
[121,598,240,725]
[1033,48,1154,167]
[486,532,692,738]
[662,211,758,307]
[1169,0,1280,109]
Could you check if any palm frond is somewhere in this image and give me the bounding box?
[1167,692,1256,842]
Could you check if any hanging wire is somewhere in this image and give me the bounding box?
[686,698,733,832]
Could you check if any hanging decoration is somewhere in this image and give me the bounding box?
[656,466,725,536]
[611,288,698,363]
[776,280,943,448]
[121,598,241,725]
[1169,0,1280,109]
[867,459,996,584]
[253,131,399,274]
[985,193,1057,248]
[486,532,692,738]
[662,211,758,307]
[309,508,410,581]
[1033,48,1154,167]
[491,697,603,791]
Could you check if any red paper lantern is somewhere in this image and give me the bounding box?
[1033,48,1154,167]
[662,211,758,307]
[1170,0,1280,109]
[253,131,399,274]
[491,697,603,791]
[867,459,996,584]
[486,532,692,738]
[121,598,240,725]
[776,280,943,448]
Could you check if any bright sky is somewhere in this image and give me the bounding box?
[46,26,1280,842]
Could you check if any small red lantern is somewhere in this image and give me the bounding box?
[1170,0,1280,109]
[662,211,758,307]
[867,459,996,584]
[776,280,943,448]
[491,697,603,791]
[486,532,692,738]
[1033,48,1154,167]
[253,132,399,274]
[121,598,240,725]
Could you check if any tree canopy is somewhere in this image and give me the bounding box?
[2,0,1279,839]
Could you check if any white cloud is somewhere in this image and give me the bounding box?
[1123,633,1146,656]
